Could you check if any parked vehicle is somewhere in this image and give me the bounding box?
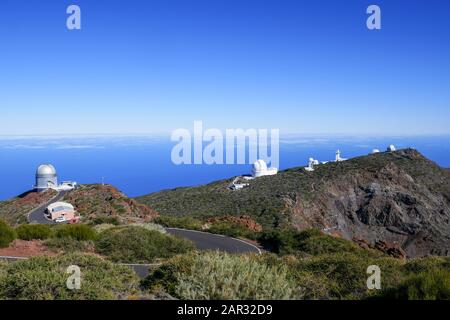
[54,216,67,223]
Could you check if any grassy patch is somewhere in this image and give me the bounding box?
[0,252,140,300]
[95,226,195,263]
[54,224,98,241]
[0,219,16,248]
[144,251,301,299]
[16,224,54,241]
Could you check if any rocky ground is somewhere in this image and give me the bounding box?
[0,239,56,258]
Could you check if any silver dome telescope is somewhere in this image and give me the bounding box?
[35,164,58,192]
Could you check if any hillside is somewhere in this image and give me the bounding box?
[136,149,450,258]
[0,190,57,225]
[61,184,159,224]
[0,185,159,226]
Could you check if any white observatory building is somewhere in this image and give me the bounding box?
[387,144,396,152]
[252,159,278,178]
[34,164,77,193]
[35,164,58,192]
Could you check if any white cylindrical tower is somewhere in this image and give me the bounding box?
[35,164,58,192]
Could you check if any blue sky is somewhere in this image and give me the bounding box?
[0,0,449,135]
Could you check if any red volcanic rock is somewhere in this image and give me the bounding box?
[353,237,406,259]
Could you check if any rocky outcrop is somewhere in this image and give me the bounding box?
[353,238,406,259]
[290,149,450,258]
[138,148,450,258]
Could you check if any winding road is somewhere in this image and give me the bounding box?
[27,191,261,255]
[28,191,68,224]
[19,191,261,278]
[166,228,261,254]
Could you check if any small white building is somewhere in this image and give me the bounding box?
[46,202,75,221]
[335,150,347,162]
[387,144,396,152]
[305,157,319,172]
[371,149,380,154]
[252,159,278,178]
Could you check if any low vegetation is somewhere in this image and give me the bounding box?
[208,221,258,240]
[378,269,450,300]
[54,224,98,241]
[144,251,300,300]
[257,228,367,256]
[44,237,95,253]
[0,219,16,248]
[15,224,54,241]
[95,226,195,263]
[0,252,140,300]
[154,216,203,230]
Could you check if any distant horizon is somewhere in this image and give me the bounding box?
[1,134,449,201]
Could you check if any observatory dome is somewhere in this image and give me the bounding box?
[35,164,58,192]
[251,159,277,178]
[252,159,268,173]
[36,164,57,176]
[387,145,396,152]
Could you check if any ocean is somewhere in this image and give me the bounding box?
[1,135,449,201]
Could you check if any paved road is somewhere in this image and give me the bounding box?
[166,228,262,254]
[27,196,261,254]
[0,229,260,279]
[27,191,67,224]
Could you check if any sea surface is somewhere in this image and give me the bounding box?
[0,135,449,201]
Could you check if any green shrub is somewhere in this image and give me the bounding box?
[95,226,195,263]
[0,219,16,248]
[144,251,301,299]
[208,221,257,239]
[379,269,450,300]
[90,216,120,226]
[128,222,167,234]
[258,228,367,256]
[401,256,450,274]
[0,252,140,300]
[292,252,403,299]
[154,216,203,230]
[93,223,116,234]
[16,224,54,241]
[44,237,95,253]
[55,224,97,241]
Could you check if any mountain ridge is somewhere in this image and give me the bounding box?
[136,149,450,258]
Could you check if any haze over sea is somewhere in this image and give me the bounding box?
[0,135,449,201]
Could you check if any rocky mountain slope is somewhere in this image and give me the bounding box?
[61,184,159,224]
[136,149,450,258]
[0,185,159,226]
[0,190,57,225]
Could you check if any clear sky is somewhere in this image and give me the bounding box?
[0,0,449,135]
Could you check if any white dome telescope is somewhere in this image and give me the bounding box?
[252,159,268,173]
[252,159,278,178]
[35,164,58,192]
[36,164,57,176]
